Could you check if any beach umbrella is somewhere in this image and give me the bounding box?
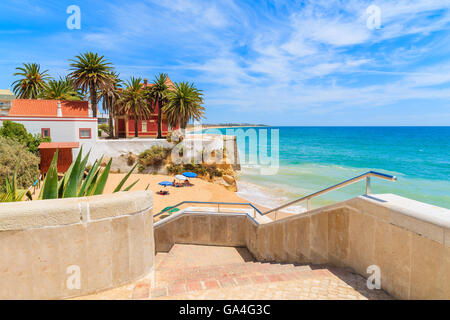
[158,181,173,187]
[182,172,198,178]
[175,174,187,180]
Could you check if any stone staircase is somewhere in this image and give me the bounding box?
[134,244,392,300]
[76,244,392,300]
[145,261,332,299]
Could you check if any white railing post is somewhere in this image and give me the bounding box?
[366,177,371,195]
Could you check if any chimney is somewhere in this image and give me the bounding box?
[57,101,62,117]
[144,78,148,85]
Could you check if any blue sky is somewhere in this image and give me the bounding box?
[1,0,450,125]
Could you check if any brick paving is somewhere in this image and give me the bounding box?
[76,244,392,300]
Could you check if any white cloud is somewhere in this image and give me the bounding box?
[3,0,450,124]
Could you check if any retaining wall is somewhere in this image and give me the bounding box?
[0,191,154,299]
[154,194,450,300]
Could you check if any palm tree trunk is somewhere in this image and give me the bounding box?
[108,96,114,138]
[157,98,162,139]
[90,84,98,118]
[181,118,187,136]
[134,110,138,138]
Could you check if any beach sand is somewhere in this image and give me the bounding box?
[30,172,293,220]
[104,173,292,220]
[104,173,249,215]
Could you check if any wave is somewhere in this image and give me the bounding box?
[236,180,307,214]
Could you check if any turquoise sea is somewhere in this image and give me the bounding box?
[200,126,450,211]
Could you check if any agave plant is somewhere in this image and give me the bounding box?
[0,166,32,202]
[38,147,139,200]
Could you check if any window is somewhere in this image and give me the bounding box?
[141,121,147,133]
[79,128,91,139]
[41,128,50,138]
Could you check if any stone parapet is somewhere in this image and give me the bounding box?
[0,191,154,299]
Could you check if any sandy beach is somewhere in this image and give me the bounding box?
[104,173,249,215]
[103,173,292,220]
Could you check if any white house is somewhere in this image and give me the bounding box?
[0,99,97,162]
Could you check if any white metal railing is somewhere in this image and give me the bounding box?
[262,171,397,220]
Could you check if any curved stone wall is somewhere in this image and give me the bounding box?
[154,194,450,300]
[0,191,154,300]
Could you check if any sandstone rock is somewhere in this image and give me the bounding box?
[223,174,236,185]
[171,129,185,143]
[126,153,137,166]
[100,157,111,167]
[224,183,238,192]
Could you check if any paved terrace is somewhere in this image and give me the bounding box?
[76,244,392,300]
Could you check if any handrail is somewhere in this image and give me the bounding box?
[154,200,264,219]
[154,171,396,222]
[262,171,397,218]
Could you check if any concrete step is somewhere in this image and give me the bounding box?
[156,262,312,283]
[142,268,332,299]
[154,252,168,270]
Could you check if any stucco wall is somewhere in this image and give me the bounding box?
[91,139,174,162]
[0,117,98,160]
[92,135,241,170]
[154,212,248,252]
[0,191,154,300]
[154,194,450,300]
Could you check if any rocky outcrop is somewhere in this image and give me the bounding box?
[218,174,237,192]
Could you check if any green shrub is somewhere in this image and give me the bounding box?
[207,167,223,177]
[0,137,40,193]
[0,120,50,154]
[0,166,32,202]
[167,163,183,175]
[166,131,172,143]
[138,146,171,167]
[37,147,138,200]
[166,162,223,178]
[98,123,109,132]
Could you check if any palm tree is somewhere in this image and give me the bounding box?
[40,77,82,101]
[101,71,122,138]
[12,63,51,99]
[118,77,153,137]
[145,73,170,139]
[164,82,205,130]
[68,52,113,118]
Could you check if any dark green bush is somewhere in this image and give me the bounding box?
[167,163,183,175]
[138,146,171,167]
[0,137,40,193]
[166,162,222,178]
[98,123,109,132]
[0,120,50,154]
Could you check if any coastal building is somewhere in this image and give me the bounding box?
[0,89,15,116]
[113,77,179,138]
[0,99,97,172]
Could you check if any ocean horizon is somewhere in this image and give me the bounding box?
[200,126,450,211]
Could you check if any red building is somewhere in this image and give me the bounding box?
[114,77,179,138]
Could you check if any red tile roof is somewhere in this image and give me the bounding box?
[38,142,80,149]
[9,99,90,117]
